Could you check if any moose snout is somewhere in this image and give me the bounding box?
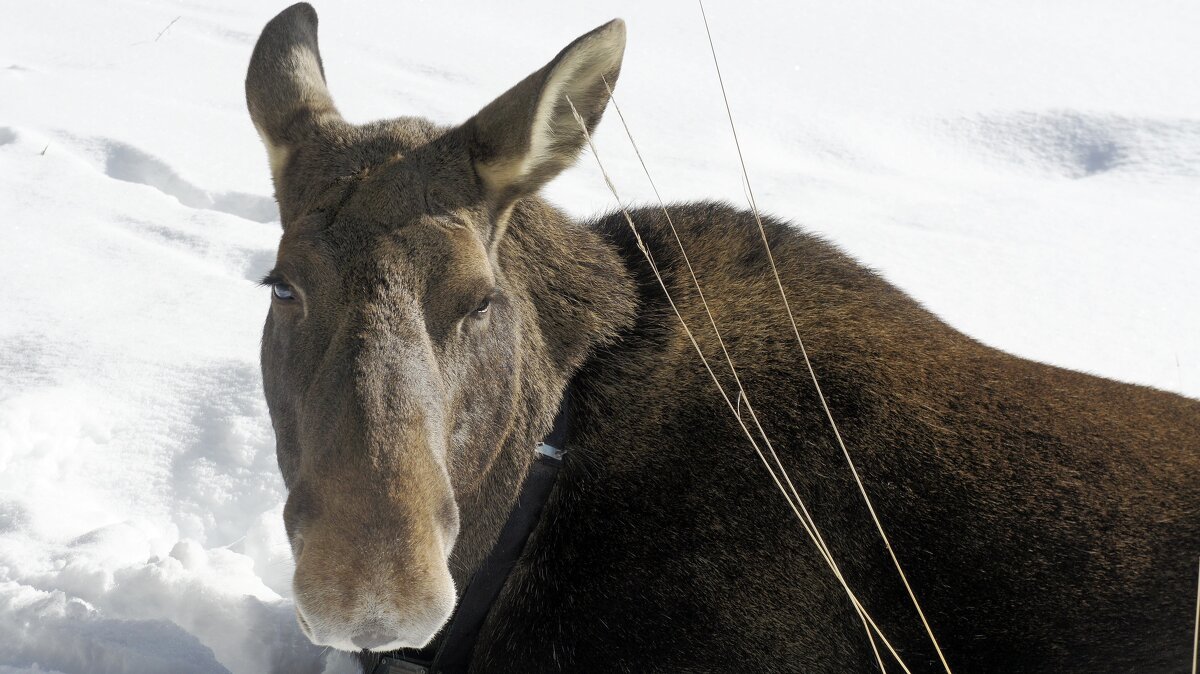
[286,480,460,652]
[351,629,395,651]
[294,588,456,653]
[291,526,458,652]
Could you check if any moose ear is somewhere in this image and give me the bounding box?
[245,3,342,188]
[468,19,626,207]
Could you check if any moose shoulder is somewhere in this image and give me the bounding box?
[244,4,1200,672]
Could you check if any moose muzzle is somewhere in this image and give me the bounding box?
[286,454,460,652]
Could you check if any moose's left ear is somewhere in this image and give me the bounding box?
[467,19,626,209]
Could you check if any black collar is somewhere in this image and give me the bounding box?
[369,390,571,674]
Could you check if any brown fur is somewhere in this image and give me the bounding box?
[246,4,1199,670]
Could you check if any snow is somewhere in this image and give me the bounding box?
[1,1,1196,672]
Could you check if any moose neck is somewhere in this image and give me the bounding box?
[446,196,636,586]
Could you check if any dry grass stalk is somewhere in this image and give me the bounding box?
[695,2,954,671]
[565,93,913,674]
[600,78,889,673]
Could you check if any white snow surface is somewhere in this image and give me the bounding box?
[1,1,1197,672]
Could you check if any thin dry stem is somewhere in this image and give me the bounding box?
[602,77,888,673]
[1192,555,1199,674]
[696,2,954,671]
[155,16,181,42]
[566,93,912,674]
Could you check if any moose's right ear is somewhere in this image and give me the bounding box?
[245,3,341,188]
[467,19,626,212]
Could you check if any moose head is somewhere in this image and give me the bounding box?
[246,3,628,652]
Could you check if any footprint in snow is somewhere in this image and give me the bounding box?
[99,139,278,223]
[944,111,1200,179]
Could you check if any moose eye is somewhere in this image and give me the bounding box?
[472,296,491,316]
[272,283,296,301]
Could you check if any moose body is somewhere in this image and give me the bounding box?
[462,202,1200,673]
[245,5,1200,672]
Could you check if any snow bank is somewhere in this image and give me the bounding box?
[1,1,1196,672]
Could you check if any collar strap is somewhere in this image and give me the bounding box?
[372,390,571,674]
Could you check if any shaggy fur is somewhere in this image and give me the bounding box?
[245,4,1200,671]
[471,203,1200,672]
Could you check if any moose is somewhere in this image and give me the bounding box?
[245,4,1199,672]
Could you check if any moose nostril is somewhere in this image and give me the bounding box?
[351,630,395,651]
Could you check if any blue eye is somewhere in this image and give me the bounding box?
[272,283,295,300]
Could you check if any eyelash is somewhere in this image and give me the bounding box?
[260,274,297,302]
[260,274,496,318]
